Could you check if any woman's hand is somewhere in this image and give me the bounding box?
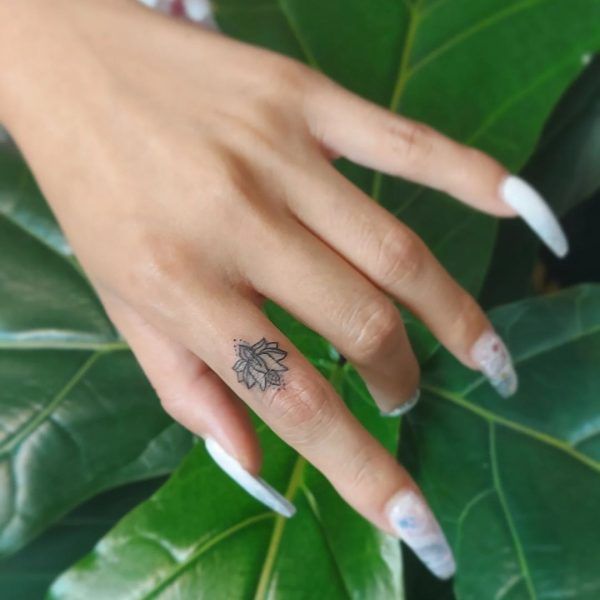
[0,0,567,579]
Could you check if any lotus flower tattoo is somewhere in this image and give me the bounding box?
[232,338,289,391]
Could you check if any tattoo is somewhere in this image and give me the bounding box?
[232,337,289,391]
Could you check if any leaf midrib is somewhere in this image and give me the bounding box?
[0,347,127,459]
[0,337,126,351]
[0,351,104,457]
[370,0,553,205]
[408,0,551,78]
[423,383,600,472]
[302,484,352,599]
[141,512,274,600]
[277,0,320,69]
[253,454,306,598]
[253,363,348,598]
[489,423,537,599]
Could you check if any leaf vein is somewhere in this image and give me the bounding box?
[489,423,537,599]
[140,512,274,599]
[422,384,600,472]
[301,485,352,599]
[409,0,550,77]
[0,351,104,457]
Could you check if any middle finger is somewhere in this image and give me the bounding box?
[284,161,517,398]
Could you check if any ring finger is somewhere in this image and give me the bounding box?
[161,289,456,580]
[238,214,421,415]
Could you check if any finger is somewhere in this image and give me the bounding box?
[284,163,517,398]
[96,288,261,472]
[238,216,420,415]
[305,80,568,257]
[166,291,455,579]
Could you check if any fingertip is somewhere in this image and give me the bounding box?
[498,174,569,258]
[384,487,456,580]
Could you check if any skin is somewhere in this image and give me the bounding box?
[0,0,518,537]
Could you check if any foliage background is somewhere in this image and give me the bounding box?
[0,1,599,598]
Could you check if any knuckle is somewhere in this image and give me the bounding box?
[349,297,402,363]
[375,226,425,287]
[125,226,195,298]
[264,375,337,443]
[390,120,434,164]
[264,56,314,96]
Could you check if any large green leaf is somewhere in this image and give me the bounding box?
[0,478,165,600]
[48,352,402,600]
[0,142,193,557]
[402,285,600,599]
[214,0,600,296]
[50,286,600,599]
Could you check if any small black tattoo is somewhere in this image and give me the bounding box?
[232,337,289,391]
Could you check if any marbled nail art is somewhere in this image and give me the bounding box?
[470,330,518,398]
[387,490,456,580]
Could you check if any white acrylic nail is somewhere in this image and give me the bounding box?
[386,490,456,580]
[381,389,421,418]
[499,175,568,258]
[470,330,518,398]
[205,438,296,518]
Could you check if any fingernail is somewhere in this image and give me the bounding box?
[470,330,518,398]
[386,489,456,580]
[205,437,296,518]
[380,389,421,418]
[499,174,568,258]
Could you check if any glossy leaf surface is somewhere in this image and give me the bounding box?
[52,287,600,599]
[49,353,402,600]
[0,141,193,557]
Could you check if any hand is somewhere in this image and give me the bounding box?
[0,0,567,579]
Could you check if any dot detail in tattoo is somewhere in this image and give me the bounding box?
[232,337,289,391]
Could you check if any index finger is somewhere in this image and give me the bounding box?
[305,78,568,258]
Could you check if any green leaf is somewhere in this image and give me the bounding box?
[0,478,165,600]
[214,0,600,296]
[0,142,193,557]
[51,286,600,599]
[402,285,600,599]
[3,0,600,595]
[48,362,402,600]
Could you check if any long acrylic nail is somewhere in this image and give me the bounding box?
[499,175,568,258]
[380,389,421,418]
[205,437,296,518]
[470,330,518,398]
[386,489,456,580]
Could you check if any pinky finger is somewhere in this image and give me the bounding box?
[95,288,295,517]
